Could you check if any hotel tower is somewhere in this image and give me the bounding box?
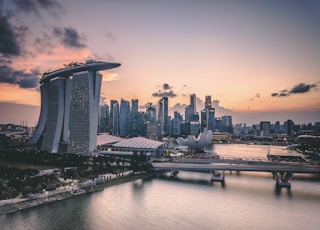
[30,61,121,154]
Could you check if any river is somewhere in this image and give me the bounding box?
[1,144,320,230]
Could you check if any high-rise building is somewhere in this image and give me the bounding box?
[190,121,200,136]
[190,94,196,114]
[260,121,271,137]
[130,99,139,137]
[285,119,294,136]
[207,108,215,131]
[119,99,130,137]
[112,101,120,136]
[30,61,120,154]
[205,95,212,109]
[185,106,191,122]
[173,111,183,136]
[185,94,197,123]
[157,99,164,124]
[109,100,118,135]
[222,115,233,133]
[157,97,169,136]
[200,109,207,132]
[163,97,169,134]
[137,111,147,136]
[146,103,156,122]
[99,104,109,133]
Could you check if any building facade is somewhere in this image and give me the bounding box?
[30,61,120,154]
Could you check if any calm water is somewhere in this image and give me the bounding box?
[1,144,320,230]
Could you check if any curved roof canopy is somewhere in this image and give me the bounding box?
[40,60,121,84]
[97,134,124,146]
[112,137,164,150]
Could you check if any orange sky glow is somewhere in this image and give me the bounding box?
[0,0,319,125]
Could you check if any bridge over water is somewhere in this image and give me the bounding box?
[152,159,320,174]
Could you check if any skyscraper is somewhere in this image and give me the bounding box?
[205,95,212,109]
[190,94,196,115]
[112,102,120,136]
[99,104,109,133]
[146,103,156,122]
[109,100,118,135]
[200,109,207,132]
[30,61,120,154]
[207,108,215,131]
[157,97,169,136]
[222,115,233,133]
[163,97,169,135]
[173,111,183,136]
[119,98,130,137]
[130,99,139,137]
[260,121,271,137]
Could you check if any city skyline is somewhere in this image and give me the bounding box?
[0,0,319,126]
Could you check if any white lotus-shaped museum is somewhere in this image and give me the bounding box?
[176,128,212,148]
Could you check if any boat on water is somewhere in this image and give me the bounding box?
[211,170,225,182]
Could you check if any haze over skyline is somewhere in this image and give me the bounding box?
[0,0,319,126]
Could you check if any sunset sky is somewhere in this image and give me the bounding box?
[0,0,319,126]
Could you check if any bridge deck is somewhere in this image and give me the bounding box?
[152,162,320,174]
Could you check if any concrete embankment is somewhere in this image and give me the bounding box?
[0,172,154,216]
[0,192,74,216]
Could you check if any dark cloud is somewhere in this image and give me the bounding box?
[0,65,40,88]
[291,83,317,94]
[271,82,318,97]
[53,27,86,48]
[250,93,261,100]
[12,0,62,17]
[105,32,115,42]
[163,83,172,90]
[0,16,21,56]
[33,33,54,54]
[152,83,176,98]
[0,0,62,57]
[152,90,177,98]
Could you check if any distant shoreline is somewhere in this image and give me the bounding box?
[0,172,154,216]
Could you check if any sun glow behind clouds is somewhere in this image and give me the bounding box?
[101,72,119,82]
[0,84,40,106]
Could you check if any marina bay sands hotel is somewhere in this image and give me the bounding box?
[30,61,121,154]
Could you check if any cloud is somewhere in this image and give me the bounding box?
[53,27,86,49]
[0,0,62,58]
[163,83,172,90]
[105,32,115,42]
[291,83,317,94]
[33,33,54,54]
[152,90,177,98]
[271,82,318,97]
[249,93,261,100]
[12,0,62,17]
[0,16,21,56]
[0,65,40,88]
[152,83,177,98]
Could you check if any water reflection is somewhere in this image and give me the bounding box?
[1,144,320,230]
[158,174,214,187]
